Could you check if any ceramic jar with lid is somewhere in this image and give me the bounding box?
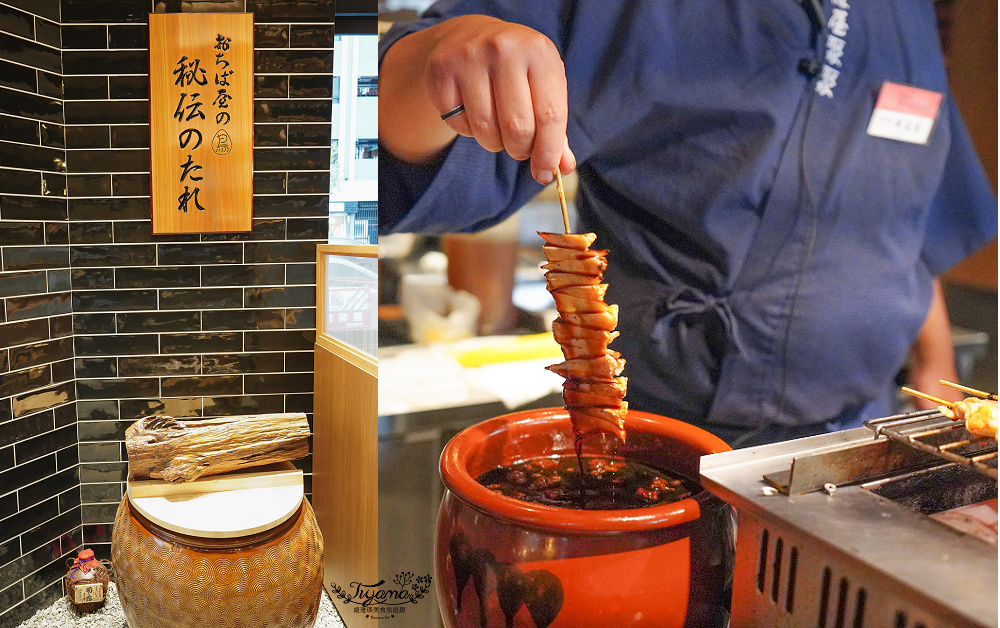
[111,463,324,628]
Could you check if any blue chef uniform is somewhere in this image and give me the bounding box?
[379,0,997,445]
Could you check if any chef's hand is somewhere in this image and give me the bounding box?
[379,15,576,184]
[908,279,964,409]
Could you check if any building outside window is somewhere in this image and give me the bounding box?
[355,139,378,159]
[357,77,378,97]
[329,34,377,244]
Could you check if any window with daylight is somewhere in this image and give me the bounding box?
[357,77,378,97]
[329,34,377,244]
[355,139,378,159]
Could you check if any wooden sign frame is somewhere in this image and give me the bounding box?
[149,13,253,234]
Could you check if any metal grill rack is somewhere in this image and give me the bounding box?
[864,408,998,479]
[700,425,998,628]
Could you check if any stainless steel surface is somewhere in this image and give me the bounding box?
[379,423,450,628]
[700,427,999,628]
[762,433,943,495]
[865,408,998,479]
[378,393,563,628]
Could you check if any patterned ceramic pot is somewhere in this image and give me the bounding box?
[111,497,324,628]
[435,408,735,628]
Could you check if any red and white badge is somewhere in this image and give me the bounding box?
[866,82,943,145]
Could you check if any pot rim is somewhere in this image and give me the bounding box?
[439,407,731,534]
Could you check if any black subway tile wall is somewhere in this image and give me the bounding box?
[66,0,331,571]
[0,1,76,623]
[0,0,332,623]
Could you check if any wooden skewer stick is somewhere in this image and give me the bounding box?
[938,379,999,401]
[554,169,571,234]
[901,386,955,409]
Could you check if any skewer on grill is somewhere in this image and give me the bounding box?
[938,380,999,401]
[901,387,955,410]
[902,386,999,441]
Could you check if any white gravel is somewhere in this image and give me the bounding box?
[16,582,126,628]
[16,582,347,628]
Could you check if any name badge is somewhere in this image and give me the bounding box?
[866,82,943,145]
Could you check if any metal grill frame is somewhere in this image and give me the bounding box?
[864,408,998,479]
[730,513,982,628]
[700,428,998,628]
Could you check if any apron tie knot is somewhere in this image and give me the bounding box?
[657,285,746,357]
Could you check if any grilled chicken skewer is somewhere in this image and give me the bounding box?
[540,231,627,441]
[901,386,999,441]
[941,398,999,441]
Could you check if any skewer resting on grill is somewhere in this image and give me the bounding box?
[902,386,998,441]
[938,379,999,401]
[901,387,954,409]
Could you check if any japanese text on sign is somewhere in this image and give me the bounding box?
[149,13,252,234]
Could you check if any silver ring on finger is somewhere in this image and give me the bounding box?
[440,104,466,121]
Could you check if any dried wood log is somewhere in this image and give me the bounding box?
[125,413,310,483]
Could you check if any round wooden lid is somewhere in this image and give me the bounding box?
[126,461,304,538]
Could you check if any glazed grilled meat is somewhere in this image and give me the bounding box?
[540,232,627,441]
[941,398,999,440]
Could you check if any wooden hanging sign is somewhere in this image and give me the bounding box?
[149,13,253,233]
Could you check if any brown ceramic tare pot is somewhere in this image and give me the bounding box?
[111,463,323,628]
[435,408,734,628]
[112,498,324,628]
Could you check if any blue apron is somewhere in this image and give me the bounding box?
[379,0,997,439]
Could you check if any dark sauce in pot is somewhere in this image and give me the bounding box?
[476,455,694,510]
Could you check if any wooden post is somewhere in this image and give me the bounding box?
[125,413,310,483]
